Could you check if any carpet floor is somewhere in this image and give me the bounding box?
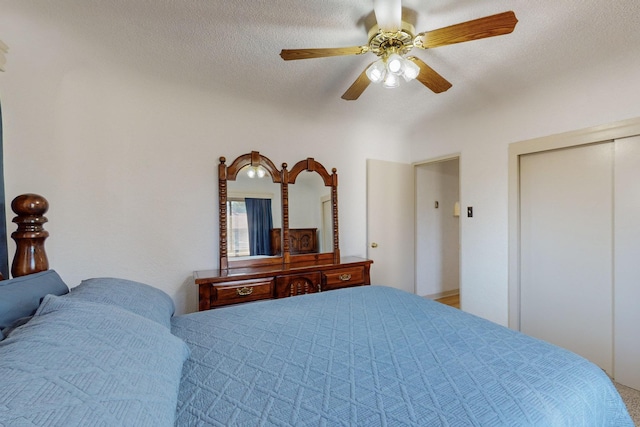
[615,381,640,426]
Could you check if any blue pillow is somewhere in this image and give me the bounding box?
[0,294,189,426]
[0,270,68,332]
[65,277,175,329]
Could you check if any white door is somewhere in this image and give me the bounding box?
[366,159,414,293]
[519,142,614,373]
[614,135,640,389]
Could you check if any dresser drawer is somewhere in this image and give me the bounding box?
[323,266,365,291]
[275,272,322,298]
[212,278,274,307]
[195,258,372,310]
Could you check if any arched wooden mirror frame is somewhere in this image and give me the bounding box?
[219,152,340,270]
[284,158,340,265]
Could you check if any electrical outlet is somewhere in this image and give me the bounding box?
[467,206,473,217]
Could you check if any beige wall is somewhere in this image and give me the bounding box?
[408,53,640,325]
[0,10,411,314]
[3,7,640,323]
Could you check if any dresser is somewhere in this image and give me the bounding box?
[270,228,317,255]
[207,151,373,310]
[194,257,372,310]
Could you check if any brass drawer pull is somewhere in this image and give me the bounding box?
[338,273,352,281]
[236,286,254,296]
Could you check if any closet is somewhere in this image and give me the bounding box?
[518,135,640,390]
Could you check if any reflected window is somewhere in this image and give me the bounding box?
[227,199,249,257]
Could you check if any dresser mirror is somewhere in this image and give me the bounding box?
[286,172,330,253]
[286,158,336,259]
[219,151,283,269]
[226,166,282,258]
[219,151,339,270]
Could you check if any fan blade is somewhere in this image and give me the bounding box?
[407,56,452,93]
[373,0,402,32]
[280,46,367,60]
[341,65,373,101]
[415,11,518,49]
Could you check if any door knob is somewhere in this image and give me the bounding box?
[371,242,378,248]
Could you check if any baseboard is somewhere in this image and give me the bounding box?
[422,289,460,300]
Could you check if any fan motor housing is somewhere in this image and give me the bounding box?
[367,21,416,56]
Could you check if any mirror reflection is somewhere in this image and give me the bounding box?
[227,165,282,258]
[288,171,332,254]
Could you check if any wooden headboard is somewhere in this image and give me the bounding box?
[1,193,50,280]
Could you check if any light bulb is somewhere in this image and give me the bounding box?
[383,72,399,89]
[366,60,386,83]
[402,58,420,81]
[246,167,256,178]
[256,167,266,178]
[387,53,403,75]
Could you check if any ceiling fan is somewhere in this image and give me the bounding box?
[280,0,518,100]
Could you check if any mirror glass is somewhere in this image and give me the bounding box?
[226,165,282,259]
[288,170,332,254]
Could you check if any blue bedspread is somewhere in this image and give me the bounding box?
[172,286,632,426]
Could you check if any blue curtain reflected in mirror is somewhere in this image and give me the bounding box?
[245,198,272,256]
[0,101,8,278]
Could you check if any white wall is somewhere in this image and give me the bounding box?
[0,10,412,314]
[5,7,640,324]
[408,52,640,325]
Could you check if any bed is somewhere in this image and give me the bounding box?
[0,194,634,426]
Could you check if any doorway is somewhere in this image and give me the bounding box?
[365,156,460,299]
[415,157,460,301]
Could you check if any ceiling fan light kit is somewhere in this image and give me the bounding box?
[280,1,518,101]
[366,49,421,88]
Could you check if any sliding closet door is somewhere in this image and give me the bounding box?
[519,142,613,373]
[614,135,640,390]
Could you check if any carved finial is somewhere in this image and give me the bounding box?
[332,168,337,174]
[11,193,49,277]
[220,156,226,164]
[282,162,288,169]
[11,193,49,217]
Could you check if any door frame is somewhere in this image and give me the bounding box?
[413,154,461,302]
[508,117,640,330]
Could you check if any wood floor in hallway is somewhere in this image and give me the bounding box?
[434,293,460,309]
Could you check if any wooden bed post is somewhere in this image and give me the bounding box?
[10,193,49,277]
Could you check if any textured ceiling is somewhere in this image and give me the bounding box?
[4,0,640,128]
